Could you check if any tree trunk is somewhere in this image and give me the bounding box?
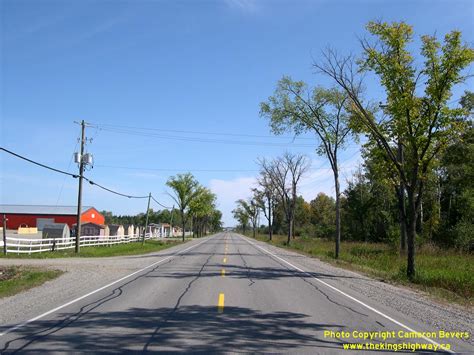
[287,220,292,245]
[181,210,185,242]
[417,199,423,235]
[397,184,407,253]
[406,188,417,279]
[334,171,341,259]
[268,198,273,241]
[397,141,407,253]
[287,209,293,245]
[292,218,295,239]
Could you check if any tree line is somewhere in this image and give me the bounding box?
[102,173,223,241]
[234,21,473,280]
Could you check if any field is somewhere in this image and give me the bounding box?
[254,234,473,306]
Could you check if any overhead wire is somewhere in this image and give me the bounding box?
[89,123,361,149]
[1,147,149,200]
[95,126,318,148]
[151,195,172,209]
[1,147,78,178]
[90,122,318,141]
[55,141,79,206]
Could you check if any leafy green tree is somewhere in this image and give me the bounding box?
[293,196,311,237]
[235,198,259,238]
[232,206,249,234]
[190,187,217,238]
[261,83,352,258]
[309,193,336,239]
[316,21,474,278]
[166,173,201,241]
[209,209,223,232]
[438,97,473,250]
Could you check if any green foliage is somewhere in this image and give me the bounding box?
[0,266,62,298]
[256,235,473,304]
[166,173,201,215]
[437,121,474,251]
[166,173,223,239]
[189,187,219,237]
[232,205,249,233]
[309,193,336,238]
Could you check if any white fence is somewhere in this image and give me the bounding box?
[3,233,151,254]
[2,230,194,254]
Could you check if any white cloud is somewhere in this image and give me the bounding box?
[224,0,260,14]
[208,149,363,226]
[209,176,257,226]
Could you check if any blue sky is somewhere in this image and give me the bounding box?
[1,0,473,226]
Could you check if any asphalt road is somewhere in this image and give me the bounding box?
[0,232,471,353]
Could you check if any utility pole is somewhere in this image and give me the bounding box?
[142,193,151,245]
[170,205,174,238]
[75,120,86,253]
[2,214,7,255]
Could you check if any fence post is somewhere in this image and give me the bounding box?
[2,214,7,255]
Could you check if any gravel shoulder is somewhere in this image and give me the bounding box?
[242,235,473,348]
[0,238,200,326]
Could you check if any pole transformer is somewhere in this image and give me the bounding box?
[142,192,151,245]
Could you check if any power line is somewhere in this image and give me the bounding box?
[55,141,79,206]
[92,124,361,149]
[151,195,172,209]
[1,147,78,178]
[1,147,148,199]
[84,178,149,199]
[95,126,318,148]
[94,163,358,173]
[94,164,258,173]
[91,122,318,141]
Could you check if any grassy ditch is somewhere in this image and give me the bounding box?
[0,266,63,298]
[253,234,473,306]
[0,240,183,259]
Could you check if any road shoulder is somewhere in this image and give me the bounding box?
[239,234,474,349]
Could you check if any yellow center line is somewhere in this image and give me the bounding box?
[221,269,226,277]
[217,293,225,313]
[223,257,227,263]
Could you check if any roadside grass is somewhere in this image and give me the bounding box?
[253,234,473,306]
[0,240,183,259]
[0,266,63,298]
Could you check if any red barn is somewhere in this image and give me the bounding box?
[0,205,105,230]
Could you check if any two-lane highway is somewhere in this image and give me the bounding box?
[0,233,471,353]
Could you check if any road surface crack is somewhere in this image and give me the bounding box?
[143,252,214,352]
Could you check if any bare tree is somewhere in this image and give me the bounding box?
[235,199,259,238]
[260,153,309,245]
[254,172,276,240]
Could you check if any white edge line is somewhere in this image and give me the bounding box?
[239,235,454,353]
[0,236,213,337]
